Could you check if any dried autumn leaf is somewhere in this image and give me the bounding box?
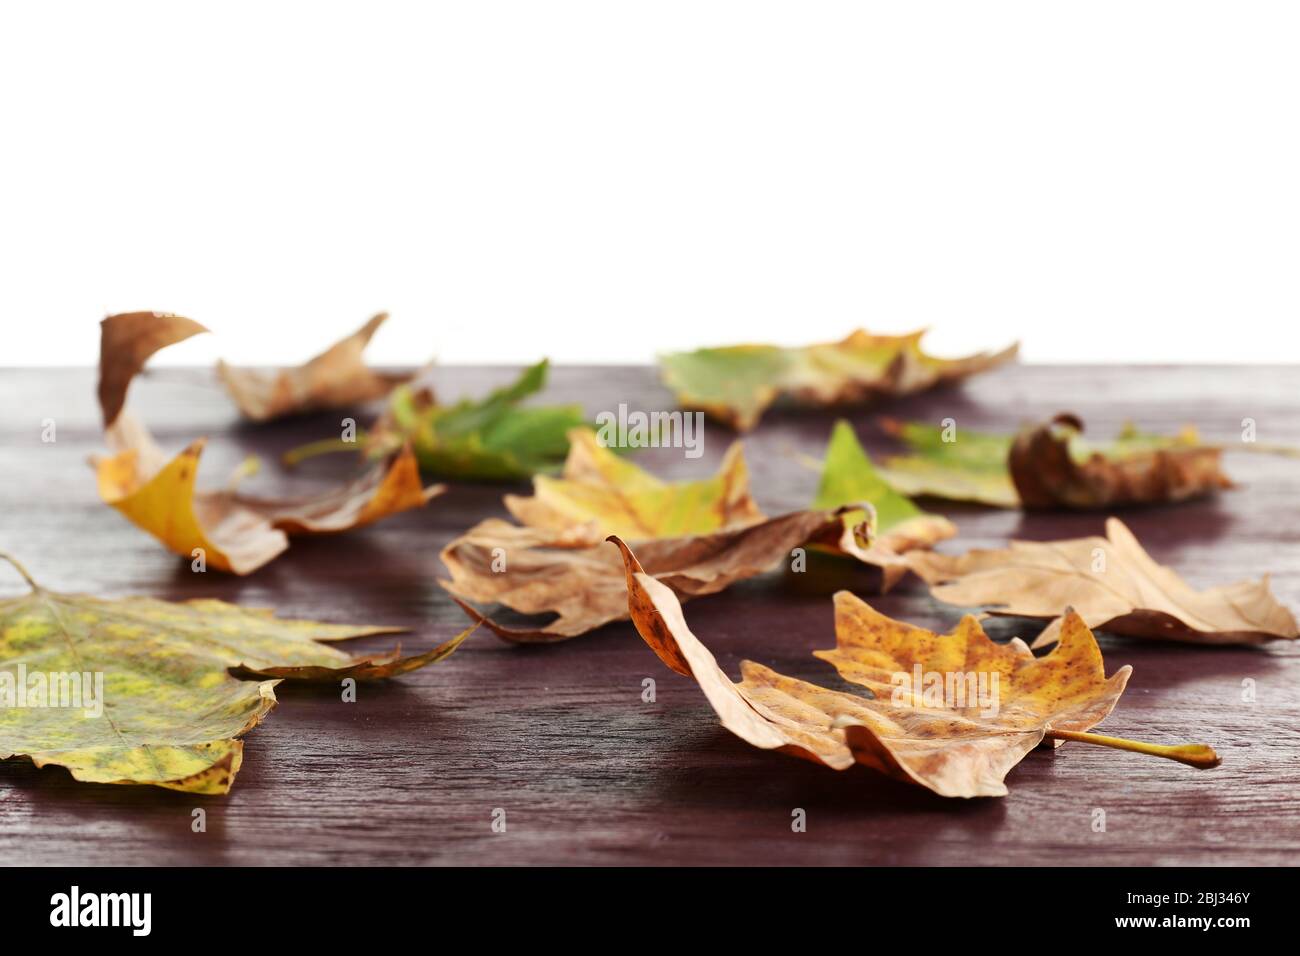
[216,312,410,421]
[449,509,868,642]
[1010,414,1233,509]
[443,421,957,639]
[659,329,1017,432]
[611,536,1219,798]
[98,311,210,427]
[879,414,1237,510]
[811,420,955,590]
[442,428,765,639]
[0,553,473,794]
[442,431,871,640]
[445,509,865,642]
[911,517,1299,648]
[95,312,442,573]
[94,413,440,574]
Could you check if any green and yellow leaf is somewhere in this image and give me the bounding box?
[659,329,1017,432]
[810,420,955,589]
[0,554,472,794]
[877,417,1020,508]
[502,428,762,540]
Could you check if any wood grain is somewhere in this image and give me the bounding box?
[0,363,1297,865]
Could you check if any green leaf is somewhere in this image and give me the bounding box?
[377,360,590,481]
[876,418,1020,508]
[658,345,791,433]
[813,420,927,533]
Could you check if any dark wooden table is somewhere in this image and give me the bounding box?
[1,364,1297,866]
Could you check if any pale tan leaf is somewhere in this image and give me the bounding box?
[913,517,1298,648]
[217,312,409,421]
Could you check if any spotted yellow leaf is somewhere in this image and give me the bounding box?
[0,554,473,794]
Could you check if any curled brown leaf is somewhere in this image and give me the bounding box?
[1010,413,1233,509]
[442,506,865,642]
[98,311,210,427]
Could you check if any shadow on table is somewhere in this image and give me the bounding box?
[0,759,235,864]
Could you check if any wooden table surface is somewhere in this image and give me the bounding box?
[1,363,1297,866]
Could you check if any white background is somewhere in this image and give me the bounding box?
[3,2,1297,366]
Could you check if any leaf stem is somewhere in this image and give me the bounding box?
[281,438,360,468]
[1046,728,1220,769]
[226,455,262,491]
[1225,441,1300,459]
[0,550,39,591]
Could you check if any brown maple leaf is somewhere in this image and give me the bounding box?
[445,507,862,642]
[441,430,889,641]
[612,536,1220,798]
